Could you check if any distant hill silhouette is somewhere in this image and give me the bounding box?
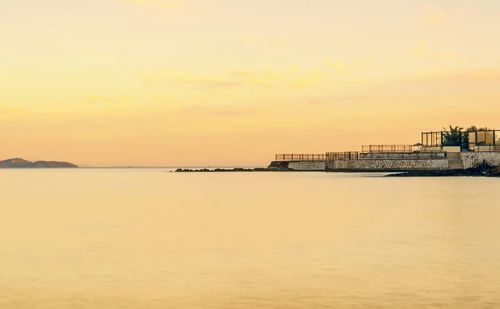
[0,158,78,168]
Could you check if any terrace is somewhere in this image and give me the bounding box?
[421,129,500,152]
[275,154,326,162]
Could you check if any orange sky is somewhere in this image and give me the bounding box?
[2,0,500,166]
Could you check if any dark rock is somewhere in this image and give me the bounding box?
[267,161,290,171]
[176,167,267,172]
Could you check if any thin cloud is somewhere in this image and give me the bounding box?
[362,68,500,101]
[121,0,184,9]
[409,69,500,84]
[420,11,447,26]
[86,95,130,105]
[140,68,331,92]
[417,4,452,27]
[180,105,255,117]
[410,40,459,61]
[173,76,246,91]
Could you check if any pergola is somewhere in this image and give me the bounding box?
[421,129,500,150]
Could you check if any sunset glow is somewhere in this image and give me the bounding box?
[2,0,500,166]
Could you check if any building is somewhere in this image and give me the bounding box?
[271,128,500,171]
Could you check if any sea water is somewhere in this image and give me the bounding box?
[1,169,500,308]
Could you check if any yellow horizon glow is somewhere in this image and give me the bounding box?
[2,0,500,166]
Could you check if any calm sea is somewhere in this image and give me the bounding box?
[1,169,500,308]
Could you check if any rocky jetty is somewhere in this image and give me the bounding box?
[175,167,269,172]
[0,158,78,168]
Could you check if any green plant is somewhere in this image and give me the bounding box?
[442,125,464,146]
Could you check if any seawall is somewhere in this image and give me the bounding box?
[268,160,325,171]
[462,152,500,169]
[326,152,500,172]
[326,159,449,171]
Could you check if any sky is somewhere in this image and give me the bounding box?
[2,0,500,166]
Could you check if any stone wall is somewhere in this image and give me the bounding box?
[326,159,449,171]
[271,152,500,172]
[288,161,325,171]
[461,152,500,169]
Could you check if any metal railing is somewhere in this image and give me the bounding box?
[275,154,326,161]
[362,145,420,153]
[326,152,360,160]
[360,152,446,160]
[326,151,445,161]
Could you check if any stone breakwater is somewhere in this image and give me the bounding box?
[327,152,500,172]
[175,162,324,172]
[388,162,500,177]
[326,159,449,171]
[176,168,271,172]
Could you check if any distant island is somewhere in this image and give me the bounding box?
[0,158,78,168]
